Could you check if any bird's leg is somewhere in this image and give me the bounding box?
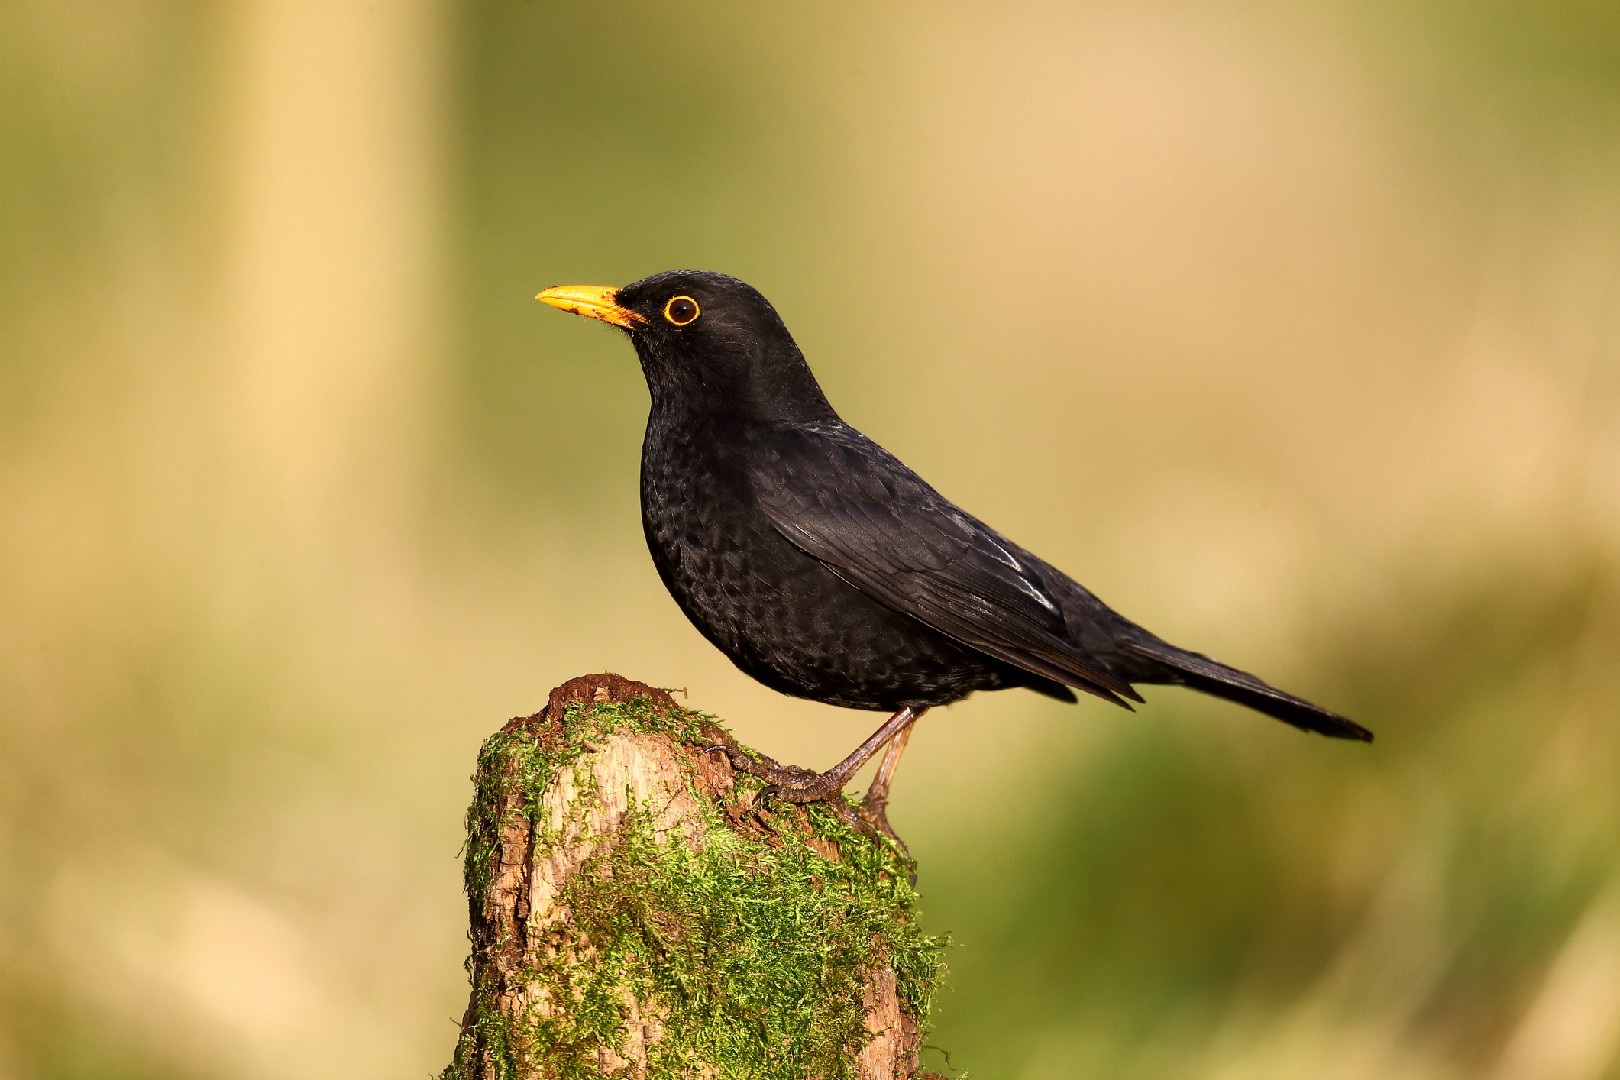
[861,709,922,821]
[724,705,923,809]
[857,709,922,852]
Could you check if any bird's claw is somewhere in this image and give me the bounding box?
[708,742,784,780]
[857,801,910,858]
[749,767,841,805]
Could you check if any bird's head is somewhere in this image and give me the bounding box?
[537,270,835,422]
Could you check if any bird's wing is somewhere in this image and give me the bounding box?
[751,424,1141,706]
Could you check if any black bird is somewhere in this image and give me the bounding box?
[537,270,1371,835]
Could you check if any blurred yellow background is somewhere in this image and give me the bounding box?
[3,1,1617,1077]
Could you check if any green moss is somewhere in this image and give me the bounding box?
[444,696,946,1079]
[460,696,710,905]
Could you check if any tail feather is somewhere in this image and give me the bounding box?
[1120,637,1373,742]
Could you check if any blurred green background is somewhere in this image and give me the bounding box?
[3,1,1618,1077]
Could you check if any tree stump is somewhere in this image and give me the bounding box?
[442,674,946,1080]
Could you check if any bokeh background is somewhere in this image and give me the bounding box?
[4,1,1618,1077]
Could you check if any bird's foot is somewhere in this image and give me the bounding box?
[710,744,906,849]
[715,744,851,804]
[855,787,908,859]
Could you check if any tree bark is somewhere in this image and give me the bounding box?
[442,674,945,1080]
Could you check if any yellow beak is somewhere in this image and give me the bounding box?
[535,285,645,329]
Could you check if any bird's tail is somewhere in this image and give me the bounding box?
[1118,635,1373,742]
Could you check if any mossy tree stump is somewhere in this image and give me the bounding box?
[443,674,946,1080]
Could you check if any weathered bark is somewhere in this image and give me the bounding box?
[442,674,945,1080]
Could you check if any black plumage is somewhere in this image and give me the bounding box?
[537,270,1370,834]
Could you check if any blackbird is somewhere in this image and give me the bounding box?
[537,270,1371,836]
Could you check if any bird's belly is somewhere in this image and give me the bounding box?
[643,511,1008,710]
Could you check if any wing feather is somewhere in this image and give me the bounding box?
[752,425,1140,706]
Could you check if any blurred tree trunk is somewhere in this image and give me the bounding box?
[441,674,944,1080]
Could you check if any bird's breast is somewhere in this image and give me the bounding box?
[639,420,780,624]
[636,416,1018,709]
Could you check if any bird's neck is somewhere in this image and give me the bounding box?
[641,341,841,427]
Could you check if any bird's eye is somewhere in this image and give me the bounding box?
[663,296,700,326]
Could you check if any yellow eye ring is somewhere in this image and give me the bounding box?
[663,295,700,326]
